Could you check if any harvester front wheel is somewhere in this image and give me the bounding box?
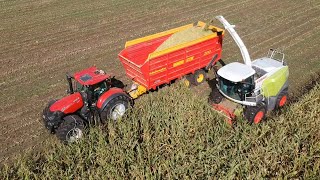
[55,115,85,144]
[100,94,131,121]
[192,69,207,85]
[275,90,288,108]
[244,103,266,124]
[208,88,223,104]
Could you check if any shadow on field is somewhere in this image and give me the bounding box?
[289,71,320,103]
[207,78,218,91]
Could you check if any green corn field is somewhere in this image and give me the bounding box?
[1,82,319,179]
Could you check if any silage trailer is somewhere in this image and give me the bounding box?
[118,21,224,98]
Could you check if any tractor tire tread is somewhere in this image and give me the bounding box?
[42,99,57,130]
[100,94,131,122]
[55,115,85,143]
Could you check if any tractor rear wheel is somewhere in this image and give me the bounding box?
[275,90,288,109]
[208,88,223,104]
[55,115,85,143]
[244,103,266,124]
[191,69,207,85]
[100,94,131,122]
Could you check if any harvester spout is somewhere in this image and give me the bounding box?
[215,15,252,66]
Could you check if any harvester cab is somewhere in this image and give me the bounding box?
[210,16,289,124]
[43,66,131,143]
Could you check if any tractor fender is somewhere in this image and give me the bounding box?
[97,88,130,111]
[49,92,84,114]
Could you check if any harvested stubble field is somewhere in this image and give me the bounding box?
[0,0,320,177]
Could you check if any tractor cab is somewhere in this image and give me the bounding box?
[217,62,256,103]
[67,67,112,102]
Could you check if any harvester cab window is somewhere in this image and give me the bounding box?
[240,76,255,98]
[219,77,241,100]
[219,76,255,101]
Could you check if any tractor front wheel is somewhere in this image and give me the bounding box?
[42,99,57,132]
[100,94,131,121]
[55,115,85,143]
[244,103,266,124]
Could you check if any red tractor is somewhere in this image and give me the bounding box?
[42,67,131,143]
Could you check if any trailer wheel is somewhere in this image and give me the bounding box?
[208,88,223,104]
[275,90,288,108]
[55,115,85,144]
[183,74,193,87]
[244,103,266,124]
[100,94,131,121]
[192,69,207,85]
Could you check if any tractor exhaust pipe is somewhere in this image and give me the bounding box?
[66,73,74,94]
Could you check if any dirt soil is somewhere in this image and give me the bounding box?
[0,0,320,164]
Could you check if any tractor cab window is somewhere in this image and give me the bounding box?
[91,81,108,100]
[73,81,84,92]
[219,76,254,101]
[68,76,85,93]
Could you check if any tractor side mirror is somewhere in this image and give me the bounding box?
[66,72,74,94]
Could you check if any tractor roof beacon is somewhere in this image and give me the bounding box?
[210,16,289,124]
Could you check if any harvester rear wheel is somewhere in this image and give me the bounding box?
[244,103,266,124]
[192,69,207,85]
[275,90,288,108]
[56,115,85,144]
[100,94,131,122]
